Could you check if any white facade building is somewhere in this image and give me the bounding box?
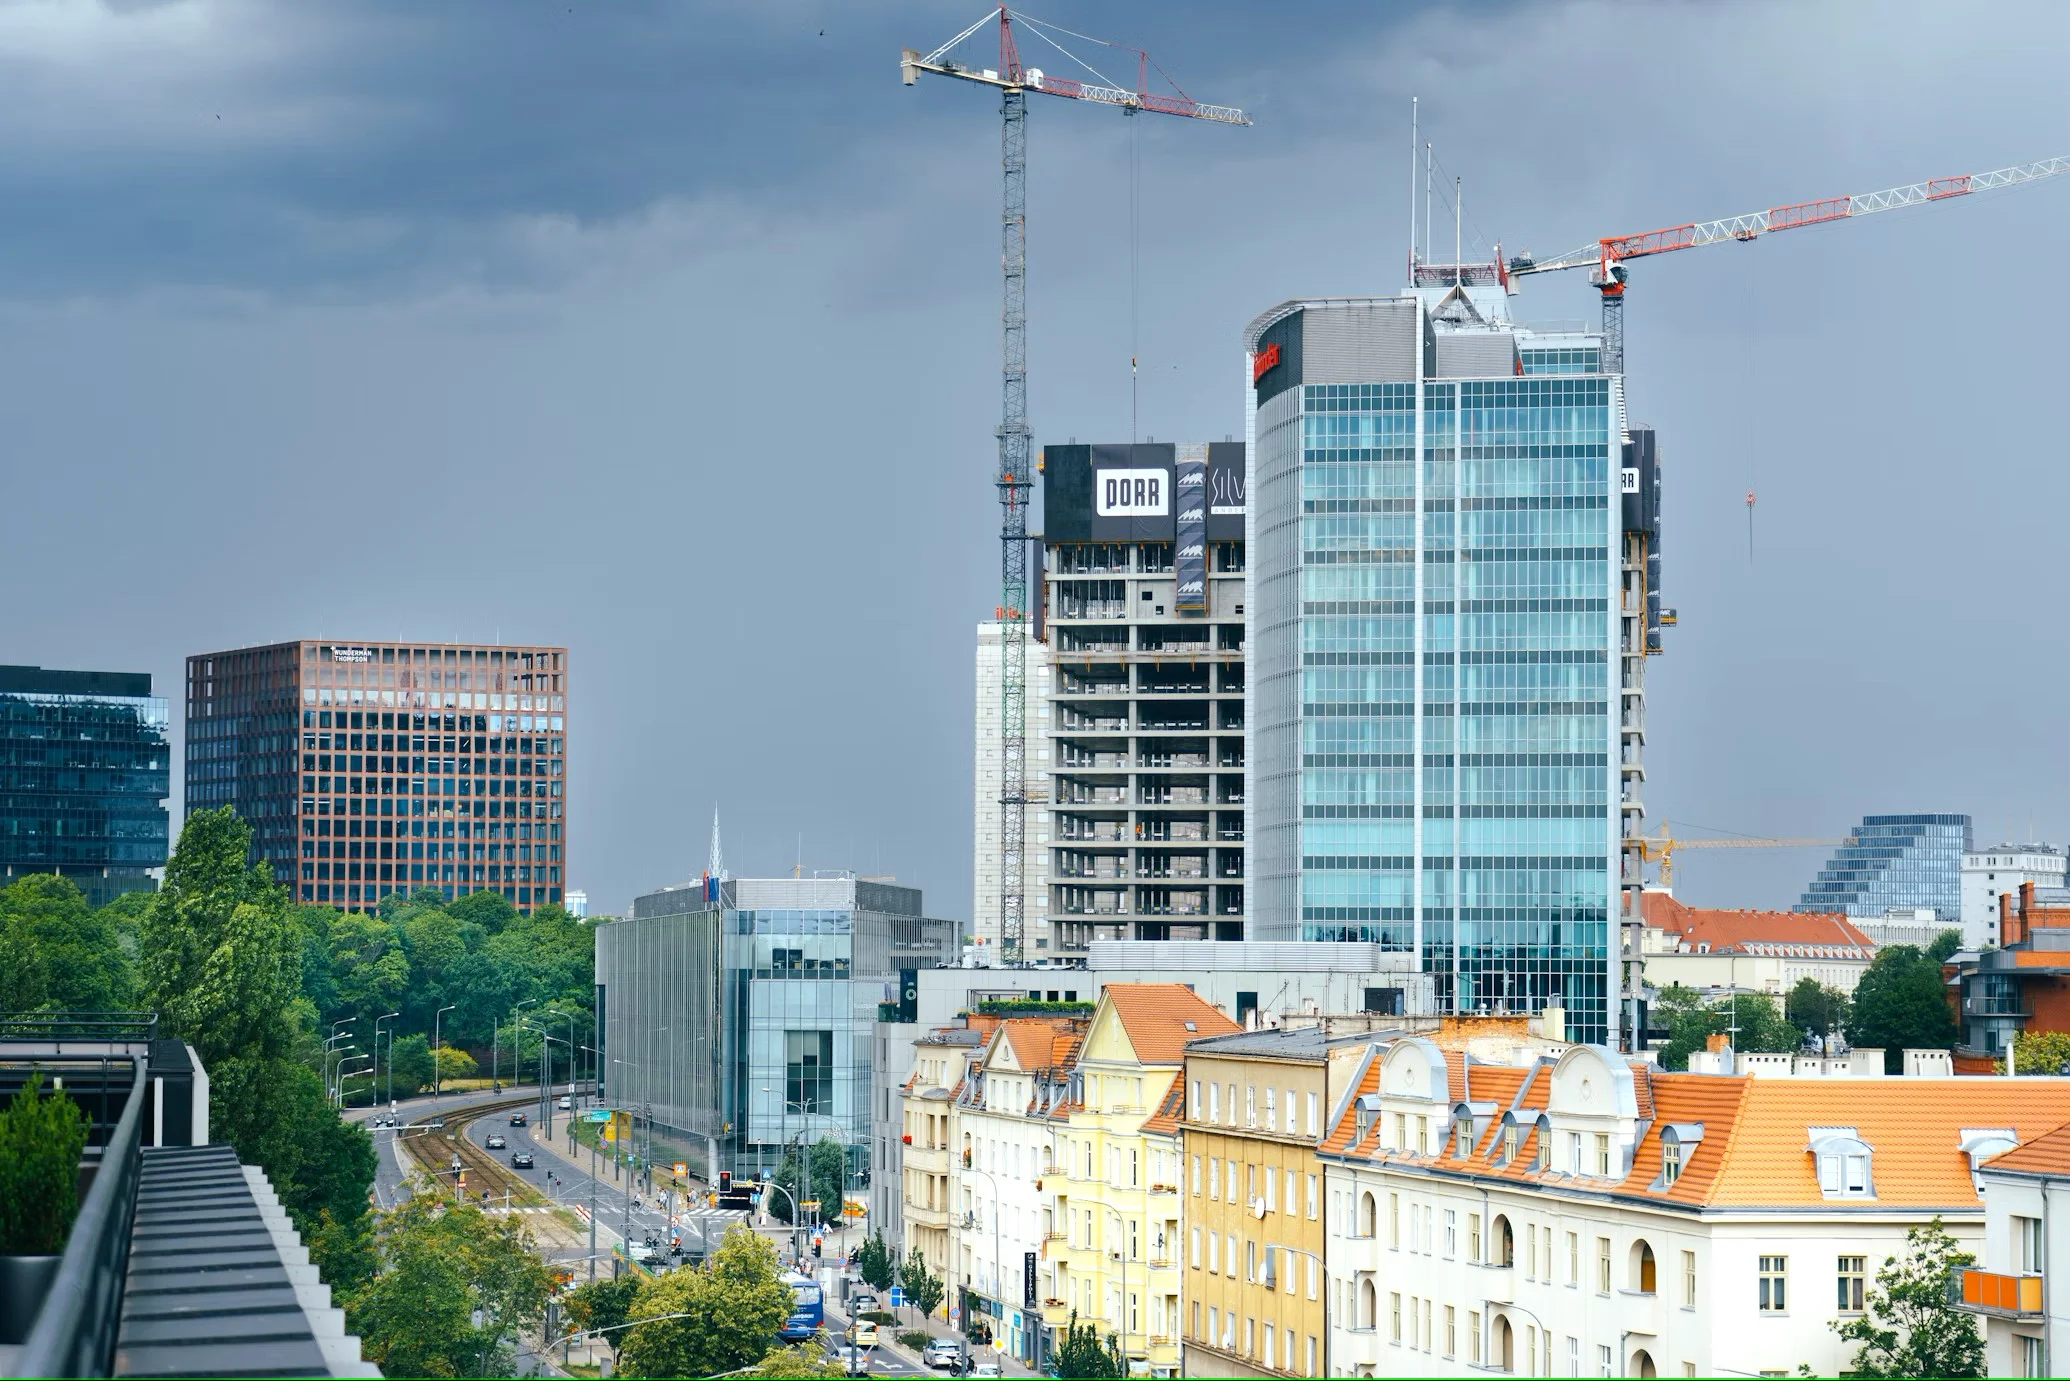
[1956,1122,2070,1377]
[1319,1038,2070,1378]
[975,620,1051,955]
[1961,843,2065,949]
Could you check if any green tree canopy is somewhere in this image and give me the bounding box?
[855,1229,897,1294]
[616,1223,792,1379]
[745,1343,849,1378]
[898,1245,944,1322]
[1051,1313,1124,1379]
[2009,1028,2070,1076]
[1785,977,1851,1038]
[211,1056,376,1235]
[1847,946,1958,1073]
[0,874,134,1011]
[564,1275,640,1343]
[348,1191,553,1378]
[1832,1217,1983,1378]
[140,807,281,1032]
[1928,928,1964,964]
[1651,986,1797,1070]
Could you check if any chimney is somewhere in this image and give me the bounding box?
[2002,891,2020,947]
[1705,1032,1731,1054]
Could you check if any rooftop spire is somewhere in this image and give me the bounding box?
[708,807,727,883]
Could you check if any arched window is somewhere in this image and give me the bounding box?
[1357,1190,1378,1238]
[1631,1239,1657,1294]
[1358,1276,1378,1330]
[1491,1214,1515,1267]
[1632,1347,1657,1378]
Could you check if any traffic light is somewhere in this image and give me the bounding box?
[719,1169,733,1194]
[812,1240,822,1259]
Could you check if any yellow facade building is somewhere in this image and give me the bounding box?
[1045,984,1237,1376]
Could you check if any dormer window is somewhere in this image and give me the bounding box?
[1808,1127,1875,1199]
[1502,1122,1521,1163]
[1661,1139,1681,1185]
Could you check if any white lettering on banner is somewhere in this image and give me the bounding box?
[1620,468,1640,494]
[1096,469,1168,517]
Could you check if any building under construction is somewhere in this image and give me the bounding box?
[1244,268,1667,1048]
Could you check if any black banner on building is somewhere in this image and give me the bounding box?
[1023,1251,1038,1307]
[1174,443,1207,614]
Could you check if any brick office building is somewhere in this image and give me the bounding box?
[185,640,568,913]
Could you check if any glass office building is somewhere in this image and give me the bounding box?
[1798,813,1971,921]
[1247,281,1644,1045]
[0,665,170,905]
[186,640,568,912]
[597,874,957,1179]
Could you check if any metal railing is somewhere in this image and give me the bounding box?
[18,1055,146,1378]
[0,1012,158,1043]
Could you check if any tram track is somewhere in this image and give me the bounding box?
[396,1094,549,1206]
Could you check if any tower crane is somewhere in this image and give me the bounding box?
[1509,155,2070,371]
[1633,827,1854,889]
[902,8,1249,964]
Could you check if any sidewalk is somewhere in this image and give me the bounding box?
[822,1284,1042,1378]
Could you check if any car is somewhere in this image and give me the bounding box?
[849,1291,879,1315]
[485,1133,506,1150]
[851,1320,879,1348]
[825,1342,868,1377]
[509,1112,527,1126]
[510,1151,535,1169]
[557,1095,572,1110]
[971,1363,1000,1377]
[924,1338,964,1370]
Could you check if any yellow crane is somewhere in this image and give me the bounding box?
[1633,827,1853,887]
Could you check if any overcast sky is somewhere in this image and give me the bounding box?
[7,0,2068,918]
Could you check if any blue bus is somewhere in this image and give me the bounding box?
[778,1271,823,1342]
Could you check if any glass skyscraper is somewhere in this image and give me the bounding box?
[1248,281,1646,1046]
[0,665,170,905]
[1798,813,1971,921]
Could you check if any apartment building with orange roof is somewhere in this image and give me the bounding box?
[1044,983,1239,1375]
[899,1017,994,1286]
[1953,1118,2070,1376]
[1639,889,1876,997]
[950,1014,1090,1364]
[1319,1038,2070,1378]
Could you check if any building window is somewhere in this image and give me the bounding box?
[1191,1226,1201,1268]
[1444,1209,1457,1258]
[1759,1255,1788,1312]
[1469,1213,1482,1262]
[1682,1250,1697,1308]
[1596,1237,1611,1295]
[1662,1139,1682,1185]
[1389,1192,1400,1249]
[1307,1090,1318,1135]
[1445,1305,1456,1358]
[784,1029,832,1113]
[1568,1131,1583,1171]
[1190,1079,1201,1119]
[1837,1256,1865,1313]
[2020,1335,2046,1377]
[2016,1215,2044,1273]
[1567,1231,1579,1285]
[1567,1336,1578,1376]
[1307,1172,1318,1219]
[1594,1132,1611,1177]
[1208,1083,1220,1121]
[1192,1153,1201,1194]
[1468,1311,1482,1365]
[1597,1344,1613,1376]
[1246,1085,1256,1127]
[1390,1292,1402,1344]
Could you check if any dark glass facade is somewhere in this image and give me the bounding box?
[1798,813,1971,921]
[0,665,169,905]
[186,640,568,913]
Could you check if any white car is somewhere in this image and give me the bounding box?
[971,1364,1001,1377]
[558,1095,572,1110]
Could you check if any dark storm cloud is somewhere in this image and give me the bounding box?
[5,0,2068,915]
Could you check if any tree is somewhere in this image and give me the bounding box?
[1928,928,1964,964]
[139,807,281,1036]
[564,1275,640,1344]
[616,1223,792,1379]
[210,1056,376,1239]
[1785,977,1851,1039]
[898,1245,944,1324]
[1050,1313,1124,1379]
[1651,986,1796,1070]
[809,1136,848,1225]
[0,874,134,1011]
[2009,1028,2070,1076]
[744,1344,849,1378]
[855,1229,897,1295]
[1848,946,1958,1072]
[1831,1217,1984,1378]
[347,1190,553,1378]
[433,1045,478,1083]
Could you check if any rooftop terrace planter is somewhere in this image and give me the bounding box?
[0,1254,61,1345]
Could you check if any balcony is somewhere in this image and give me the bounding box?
[1952,1267,2044,1318]
[1472,1261,1515,1305]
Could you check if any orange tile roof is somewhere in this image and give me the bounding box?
[1102,984,1239,1064]
[1329,1055,2070,1209]
[1142,1078,1187,1135]
[992,1017,1082,1074]
[1643,889,1873,954]
[1984,1118,2070,1176]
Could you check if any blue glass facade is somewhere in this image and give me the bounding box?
[1250,295,1623,1045]
[1798,813,1971,921]
[0,665,169,906]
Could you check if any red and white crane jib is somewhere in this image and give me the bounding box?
[1517,154,2070,282]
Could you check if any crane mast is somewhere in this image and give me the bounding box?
[904,7,1247,965]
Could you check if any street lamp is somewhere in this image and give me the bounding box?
[337,1054,374,1109]
[513,998,540,1089]
[432,1004,457,1105]
[374,1012,400,1110]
